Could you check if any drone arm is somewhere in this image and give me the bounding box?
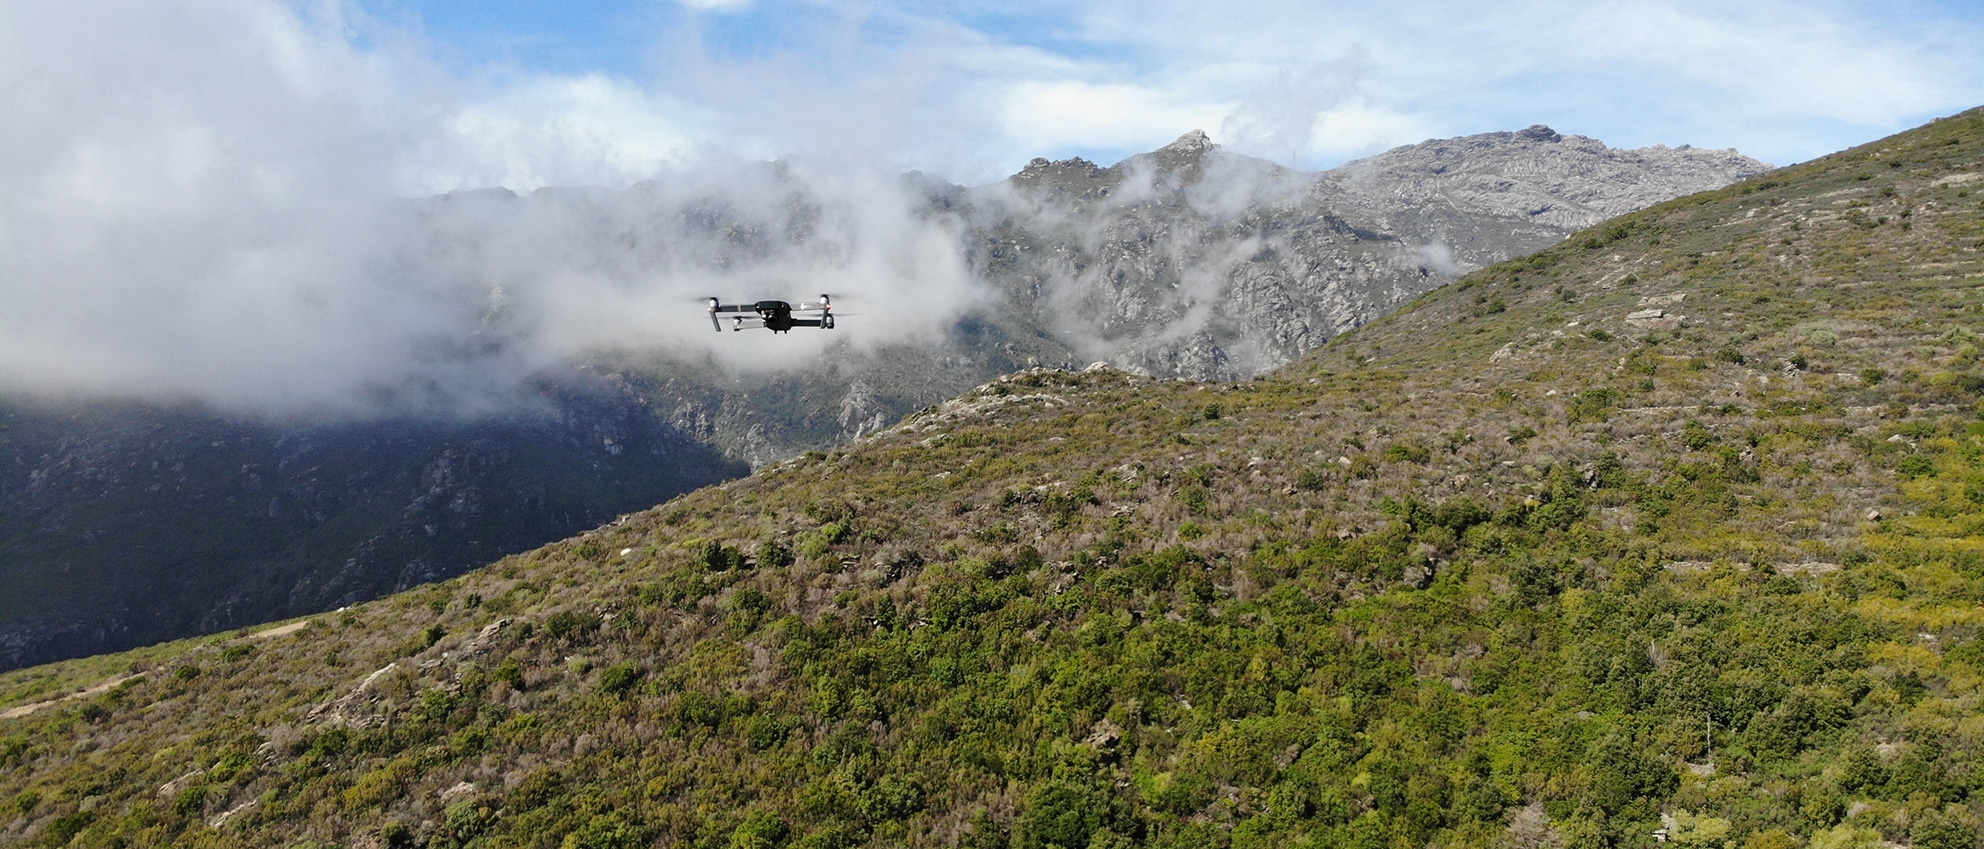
[710,298,757,332]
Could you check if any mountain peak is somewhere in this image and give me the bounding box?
[1161,129,1216,155]
[1136,129,1221,182]
[1515,124,1562,143]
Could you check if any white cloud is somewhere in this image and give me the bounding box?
[1021,0,1984,165]
[412,74,703,193]
[677,0,753,10]
[0,0,982,416]
[999,80,1232,155]
[4,0,1982,417]
[0,0,423,408]
[1309,103,1441,163]
[1551,2,1963,117]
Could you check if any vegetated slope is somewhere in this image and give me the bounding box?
[0,380,746,671]
[3,107,1980,849]
[0,126,1760,673]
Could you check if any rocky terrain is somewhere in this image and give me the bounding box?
[0,127,1765,669]
[959,126,1765,379]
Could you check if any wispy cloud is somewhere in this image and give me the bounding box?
[1029,0,1984,165]
[1001,81,1231,154]
[0,0,979,416]
[412,74,704,193]
[2,0,1980,417]
[356,0,1984,177]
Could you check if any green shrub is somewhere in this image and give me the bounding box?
[1910,812,1981,849]
[492,659,525,691]
[757,540,795,569]
[859,775,923,822]
[444,801,496,842]
[173,784,209,816]
[565,811,651,849]
[1383,442,1431,463]
[596,662,643,697]
[729,809,791,849]
[544,611,600,641]
[1015,773,1139,849]
[703,541,749,571]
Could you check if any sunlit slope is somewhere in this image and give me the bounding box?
[3,107,1983,849]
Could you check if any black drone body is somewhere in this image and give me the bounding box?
[707,295,836,333]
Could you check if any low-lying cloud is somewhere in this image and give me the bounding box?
[0,0,980,418]
[7,0,1978,418]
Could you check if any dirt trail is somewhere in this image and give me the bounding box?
[0,674,138,720]
[0,618,314,721]
[248,620,311,640]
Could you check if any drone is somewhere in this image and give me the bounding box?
[707,295,836,333]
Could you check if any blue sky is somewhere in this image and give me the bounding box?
[349,0,1984,186]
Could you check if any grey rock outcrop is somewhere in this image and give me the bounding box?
[961,127,1767,379]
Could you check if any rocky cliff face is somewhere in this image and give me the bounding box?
[0,126,1765,669]
[960,126,1767,379]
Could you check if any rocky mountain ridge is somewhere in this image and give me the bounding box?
[0,126,1766,669]
[953,125,1766,379]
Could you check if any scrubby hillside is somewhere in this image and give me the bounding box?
[2,108,1981,849]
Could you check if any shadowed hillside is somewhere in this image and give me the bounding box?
[0,381,747,670]
[1,108,1980,849]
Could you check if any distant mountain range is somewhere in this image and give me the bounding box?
[952,125,1763,379]
[0,127,1765,669]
